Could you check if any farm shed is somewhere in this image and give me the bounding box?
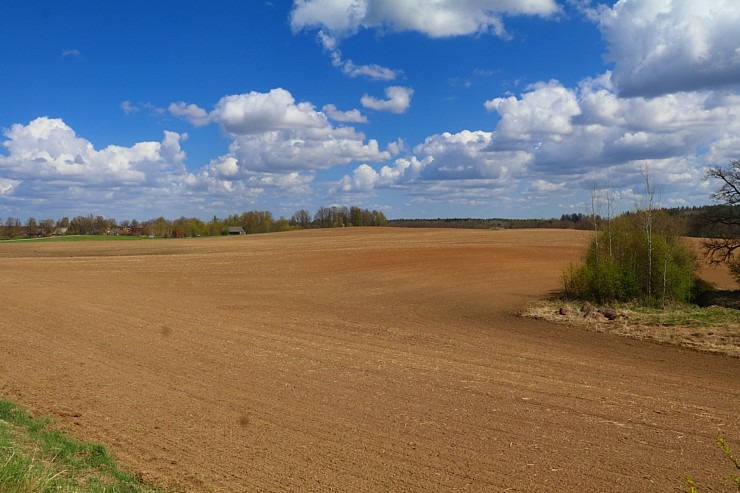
[228,226,246,235]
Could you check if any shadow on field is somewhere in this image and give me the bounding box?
[695,289,740,309]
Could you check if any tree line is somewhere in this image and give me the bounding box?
[388,209,728,236]
[0,206,388,239]
[0,204,733,240]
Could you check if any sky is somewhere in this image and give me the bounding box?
[1,0,739,222]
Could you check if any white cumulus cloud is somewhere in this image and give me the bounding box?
[333,157,426,193]
[334,129,528,196]
[361,86,414,113]
[342,59,399,80]
[121,101,140,115]
[291,0,560,38]
[485,77,740,188]
[293,1,558,79]
[322,103,368,123]
[485,80,581,143]
[213,90,389,172]
[413,130,530,182]
[0,117,212,217]
[168,102,211,127]
[336,73,740,209]
[336,163,380,193]
[597,0,740,96]
[171,88,391,174]
[318,30,400,80]
[225,127,388,173]
[0,117,187,186]
[211,88,327,135]
[0,177,20,195]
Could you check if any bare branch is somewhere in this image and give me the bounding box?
[703,160,740,284]
[706,159,740,205]
[704,238,740,265]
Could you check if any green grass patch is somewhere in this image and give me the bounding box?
[0,235,148,244]
[524,299,739,357]
[0,398,162,492]
[629,304,740,329]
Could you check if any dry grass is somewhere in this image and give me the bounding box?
[523,299,740,358]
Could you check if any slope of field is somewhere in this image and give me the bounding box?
[0,228,738,492]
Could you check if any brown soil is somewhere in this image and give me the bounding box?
[0,228,738,492]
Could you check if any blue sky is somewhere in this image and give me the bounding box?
[1,0,739,221]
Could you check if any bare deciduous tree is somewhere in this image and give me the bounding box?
[704,160,740,284]
[637,168,658,299]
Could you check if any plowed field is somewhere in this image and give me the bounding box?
[1,228,738,492]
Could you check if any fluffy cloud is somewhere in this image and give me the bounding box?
[226,126,388,173]
[318,31,400,81]
[483,76,740,183]
[334,157,425,193]
[413,130,528,181]
[322,104,368,123]
[0,117,212,217]
[597,0,740,97]
[211,89,327,135]
[342,59,399,80]
[361,86,414,113]
[195,156,315,197]
[121,101,140,115]
[0,94,392,218]
[203,89,390,173]
[335,163,382,193]
[336,74,740,209]
[335,129,529,197]
[291,0,560,38]
[485,81,581,143]
[294,1,559,80]
[291,0,367,33]
[0,116,324,218]
[120,101,165,116]
[0,177,20,195]
[166,88,389,175]
[0,117,187,186]
[168,102,211,127]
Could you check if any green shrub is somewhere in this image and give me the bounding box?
[562,213,698,306]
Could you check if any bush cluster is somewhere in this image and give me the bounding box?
[562,212,698,306]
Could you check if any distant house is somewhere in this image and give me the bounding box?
[52,227,68,236]
[121,226,145,235]
[228,226,246,235]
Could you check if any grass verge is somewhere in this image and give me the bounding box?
[523,298,740,358]
[0,398,161,492]
[0,235,148,243]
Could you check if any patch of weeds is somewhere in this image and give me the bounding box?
[0,398,162,492]
[630,305,740,329]
[523,299,739,357]
[2,235,147,244]
[685,435,740,492]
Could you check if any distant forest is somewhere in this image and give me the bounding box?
[0,204,733,239]
[391,205,733,239]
